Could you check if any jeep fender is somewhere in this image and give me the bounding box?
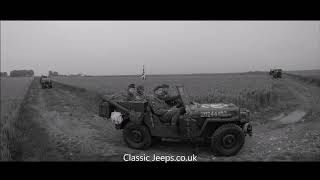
[199,118,240,137]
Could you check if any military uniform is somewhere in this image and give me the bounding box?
[126,84,137,101]
[126,93,136,101]
[158,94,181,106]
[148,95,181,125]
[136,94,146,101]
[135,85,146,101]
[158,84,181,106]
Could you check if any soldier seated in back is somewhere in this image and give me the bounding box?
[136,85,146,101]
[126,83,137,101]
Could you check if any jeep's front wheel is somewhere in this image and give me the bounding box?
[211,124,245,156]
[123,122,152,150]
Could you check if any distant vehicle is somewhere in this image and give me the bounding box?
[99,85,252,156]
[40,75,53,89]
[269,69,282,79]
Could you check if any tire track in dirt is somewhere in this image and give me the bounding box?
[16,79,140,161]
[13,79,65,161]
[203,75,320,161]
[36,83,138,160]
[243,75,320,161]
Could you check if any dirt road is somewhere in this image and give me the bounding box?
[13,76,320,161]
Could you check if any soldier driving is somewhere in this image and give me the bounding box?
[159,84,181,106]
[148,85,184,126]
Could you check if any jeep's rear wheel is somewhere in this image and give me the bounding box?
[211,124,245,156]
[123,122,152,150]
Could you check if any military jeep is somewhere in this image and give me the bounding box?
[99,86,252,156]
[269,69,282,79]
[40,76,53,89]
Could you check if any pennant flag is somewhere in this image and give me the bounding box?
[139,65,146,80]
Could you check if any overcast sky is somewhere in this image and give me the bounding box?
[1,21,319,76]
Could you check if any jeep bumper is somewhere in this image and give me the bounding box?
[243,123,252,136]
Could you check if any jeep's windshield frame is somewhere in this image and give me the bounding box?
[175,85,192,106]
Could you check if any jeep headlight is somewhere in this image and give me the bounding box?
[240,109,250,121]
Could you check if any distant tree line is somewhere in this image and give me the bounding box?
[68,73,84,77]
[47,71,86,77]
[1,72,8,77]
[10,70,34,77]
[2,70,87,77]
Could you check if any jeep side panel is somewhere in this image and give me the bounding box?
[149,126,181,138]
[143,112,181,138]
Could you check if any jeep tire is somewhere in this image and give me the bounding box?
[123,122,152,150]
[211,124,245,156]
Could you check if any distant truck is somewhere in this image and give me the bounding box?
[269,69,282,79]
[10,70,34,77]
[40,76,53,89]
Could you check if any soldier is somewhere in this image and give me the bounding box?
[126,83,137,101]
[159,84,181,107]
[148,85,183,126]
[136,85,146,101]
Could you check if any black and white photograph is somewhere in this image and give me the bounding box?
[1,20,320,162]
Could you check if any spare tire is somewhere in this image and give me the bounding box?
[211,124,245,156]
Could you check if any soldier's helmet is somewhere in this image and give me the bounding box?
[128,83,135,89]
[161,84,169,88]
[153,84,167,92]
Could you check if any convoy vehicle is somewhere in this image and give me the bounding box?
[40,76,53,89]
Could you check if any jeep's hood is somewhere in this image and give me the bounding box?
[197,103,238,109]
[41,78,51,81]
[186,103,240,118]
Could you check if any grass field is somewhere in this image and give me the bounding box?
[287,70,320,80]
[286,70,320,87]
[0,77,33,160]
[53,73,282,111]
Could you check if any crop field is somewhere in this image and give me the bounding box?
[286,70,320,87]
[53,73,281,111]
[287,70,320,80]
[0,77,34,160]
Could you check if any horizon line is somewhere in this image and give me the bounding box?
[32,68,319,77]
